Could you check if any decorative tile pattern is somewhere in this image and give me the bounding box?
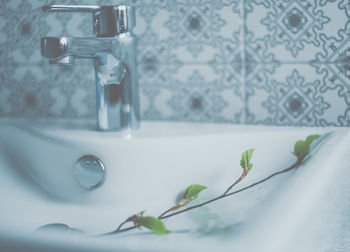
[312,22,350,103]
[260,0,330,58]
[164,1,227,58]
[0,0,349,126]
[246,63,348,126]
[166,68,242,123]
[249,68,330,126]
[245,0,347,63]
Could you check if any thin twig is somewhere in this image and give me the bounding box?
[158,208,173,219]
[116,220,130,232]
[159,159,301,220]
[223,169,248,195]
[106,158,303,235]
[103,225,139,236]
[159,168,248,218]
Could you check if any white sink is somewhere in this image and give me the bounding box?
[0,119,349,251]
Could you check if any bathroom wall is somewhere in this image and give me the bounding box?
[0,0,349,126]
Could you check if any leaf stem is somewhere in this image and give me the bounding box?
[223,169,248,195]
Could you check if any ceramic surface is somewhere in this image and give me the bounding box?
[0,119,349,251]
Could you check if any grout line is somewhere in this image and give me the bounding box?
[241,0,246,125]
[158,61,341,65]
[143,61,340,65]
[11,61,342,67]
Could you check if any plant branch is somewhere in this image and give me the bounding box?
[158,168,247,219]
[159,159,302,220]
[107,157,303,235]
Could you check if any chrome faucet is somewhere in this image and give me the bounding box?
[41,5,140,131]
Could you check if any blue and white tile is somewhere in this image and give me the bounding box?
[0,86,12,116]
[0,53,18,83]
[310,20,350,111]
[246,64,346,126]
[0,0,349,127]
[161,0,242,63]
[337,107,350,127]
[161,65,243,123]
[48,63,96,118]
[46,78,95,119]
[213,85,244,123]
[4,70,55,117]
[244,0,346,63]
[338,0,350,18]
[209,30,243,91]
[140,83,172,120]
[0,0,50,63]
[137,28,182,84]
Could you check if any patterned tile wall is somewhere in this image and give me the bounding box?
[0,0,349,126]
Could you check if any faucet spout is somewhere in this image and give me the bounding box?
[41,37,114,61]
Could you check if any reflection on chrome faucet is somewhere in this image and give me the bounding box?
[41,5,140,131]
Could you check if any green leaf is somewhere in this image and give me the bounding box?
[170,185,207,211]
[181,184,207,202]
[305,135,321,146]
[293,140,306,158]
[240,148,255,171]
[293,134,320,161]
[134,216,170,235]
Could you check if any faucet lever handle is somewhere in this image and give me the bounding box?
[42,5,100,12]
[42,5,135,37]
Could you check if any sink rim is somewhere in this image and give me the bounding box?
[0,118,340,141]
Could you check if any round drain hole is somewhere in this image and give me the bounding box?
[74,155,106,190]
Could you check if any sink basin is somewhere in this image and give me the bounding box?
[0,119,327,205]
[0,119,349,251]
